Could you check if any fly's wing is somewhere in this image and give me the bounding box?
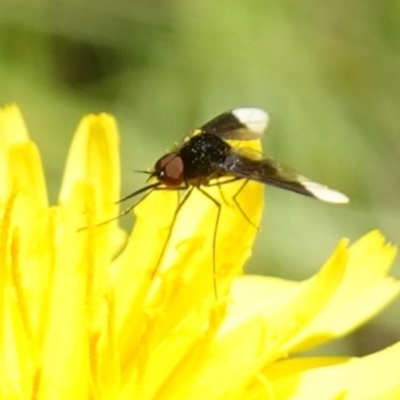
[222,148,349,204]
[198,108,269,140]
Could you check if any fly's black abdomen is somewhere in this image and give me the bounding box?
[179,133,231,184]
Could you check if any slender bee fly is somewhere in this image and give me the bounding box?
[100,108,349,296]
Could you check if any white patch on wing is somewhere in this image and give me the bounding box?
[301,180,349,203]
[232,108,269,136]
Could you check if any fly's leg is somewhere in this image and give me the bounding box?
[150,184,192,278]
[197,186,222,299]
[232,179,260,230]
[205,178,260,230]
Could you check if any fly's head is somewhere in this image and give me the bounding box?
[152,153,184,187]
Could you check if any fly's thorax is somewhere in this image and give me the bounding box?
[179,133,232,183]
[154,152,184,187]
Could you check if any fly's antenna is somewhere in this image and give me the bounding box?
[134,169,152,175]
[134,170,154,183]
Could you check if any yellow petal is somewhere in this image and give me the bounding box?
[0,106,51,399]
[0,108,124,399]
[164,231,399,399]
[59,113,120,224]
[285,231,399,352]
[153,239,347,399]
[2,105,399,400]
[263,341,400,399]
[39,114,123,399]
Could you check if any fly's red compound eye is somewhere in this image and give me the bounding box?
[154,153,184,187]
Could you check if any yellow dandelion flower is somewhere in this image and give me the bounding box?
[1,105,399,400]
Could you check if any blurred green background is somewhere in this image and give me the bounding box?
[1,0,399,356]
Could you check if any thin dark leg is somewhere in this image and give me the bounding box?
[150,184,193,278]
[217,183,229,206]
[205,177,259,229]
[204,177,241,188]
[197,186,221,300]
[77,187,157,231]
[205,177,242,206]
[232,179,260,230]
[116,181,162,203]
[86,182,188,230]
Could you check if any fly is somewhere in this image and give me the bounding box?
[99,108,349,296]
